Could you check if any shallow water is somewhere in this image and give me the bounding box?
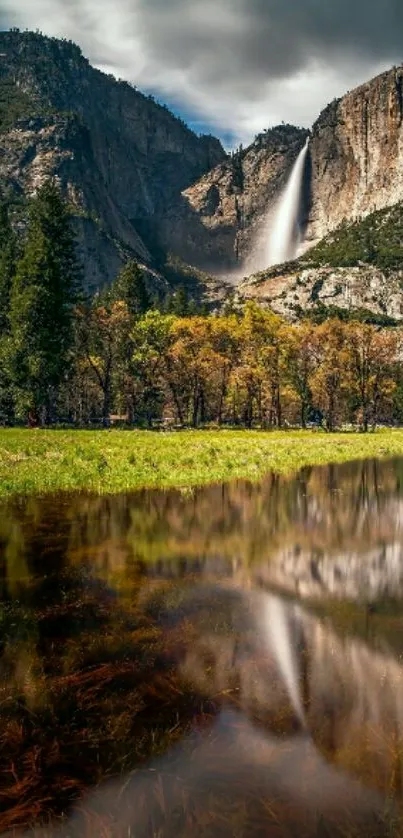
[1,458,403,836]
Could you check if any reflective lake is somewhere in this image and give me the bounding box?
[2,458,403,836]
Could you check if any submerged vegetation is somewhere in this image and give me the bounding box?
[2,428,403,498]
[0,567,214,834]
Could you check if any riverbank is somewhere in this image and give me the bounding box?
[1,428,403,499]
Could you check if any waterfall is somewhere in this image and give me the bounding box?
[246,138,309,275]
[266,138,309,267]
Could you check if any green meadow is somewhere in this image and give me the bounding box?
[1,428,403,498]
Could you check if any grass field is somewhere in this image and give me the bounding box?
[1,428,403,499]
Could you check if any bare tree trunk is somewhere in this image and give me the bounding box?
[102,379,111,428]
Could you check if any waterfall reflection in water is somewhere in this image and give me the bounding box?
[2,457,403,835]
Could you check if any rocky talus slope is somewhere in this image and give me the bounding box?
[237,264,403,322]
[237,201,403,321]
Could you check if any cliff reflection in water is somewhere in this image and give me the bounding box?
[2,458,403,835]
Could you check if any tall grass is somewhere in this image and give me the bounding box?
[1,428,403,498]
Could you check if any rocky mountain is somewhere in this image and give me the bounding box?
[0,30,225,291]
[180,64,403,277]
[2,30,403,309]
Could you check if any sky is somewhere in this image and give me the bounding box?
[1,0,403,148]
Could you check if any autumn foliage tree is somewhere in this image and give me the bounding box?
[57,304,403,430]
[309,320,351,431]
[74,300,131,426]
[348,323,400,430]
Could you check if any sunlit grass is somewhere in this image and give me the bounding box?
[1,428,403,498]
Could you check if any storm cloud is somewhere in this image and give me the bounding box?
[1,0,402,144]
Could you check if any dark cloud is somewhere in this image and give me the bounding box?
[1,0,402,144]
[135,0,403,82]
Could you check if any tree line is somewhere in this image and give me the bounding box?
[1,181,403,431]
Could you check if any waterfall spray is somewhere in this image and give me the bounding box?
[266,137,309,267]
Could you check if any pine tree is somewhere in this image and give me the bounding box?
[0,197,17,424]
[112,260,150,317]
[167,285,189,317]
[0,198,17,335]
[8,180,81,424]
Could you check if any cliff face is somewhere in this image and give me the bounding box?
[0,30,225,290]
[305,66,403,245]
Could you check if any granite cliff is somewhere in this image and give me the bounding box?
[0,30,225,291]
[169,124,309,272]
[305,65,403,246]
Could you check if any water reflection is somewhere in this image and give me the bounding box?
[1,458,403,835]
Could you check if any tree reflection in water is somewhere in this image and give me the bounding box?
[1,458,403,835]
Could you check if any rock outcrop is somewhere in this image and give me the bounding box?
[236,263,403,322]
[236,197,403,319]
